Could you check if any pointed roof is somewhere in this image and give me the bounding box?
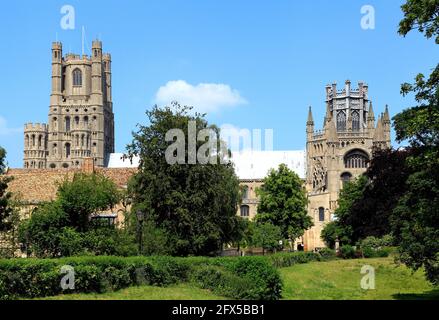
[307,106,314,125]
[325,102,332,122]
[373,115,385,141]
[383,104,390,122]
[368,101,375,120]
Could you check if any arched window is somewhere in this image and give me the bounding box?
[38,135,42,148]
[352,111,360,131]
[65,117,71,132]
[341,172,352,187]
[240,205,250,218]
[84,116,89,128]
[319,207,325,222]
[73,69,82,86]
[344,149,369,169]
[31,134,35,147]
[65,143,71,158]
[74,116,80,127]
[336,111,346,131]
[25,135,29,148]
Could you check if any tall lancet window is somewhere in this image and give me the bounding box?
[73,69,82,86]
[336,111,346,131]
[352,111,360,131]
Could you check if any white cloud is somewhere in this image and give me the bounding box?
[154,80,247,113]
[0,116,22,136]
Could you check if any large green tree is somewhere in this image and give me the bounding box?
[391,0,439,284]
[126,103,243,256]
[256,164,312,240]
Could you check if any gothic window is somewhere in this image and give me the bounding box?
[318,207,325,222]
[52,143,57,156]
[341,172,352,187]
[38,135,42,148]
[84,116,89,128]
[25,135,29,148]
[31,134,35,147]
[72,69,82,86]
[65,117,71,132]
[336,111,346,131]
[74,116,80,127]
[344,149,369,168]
[352,111,360,131]
[65,143,71,158]
[240,205,250,218]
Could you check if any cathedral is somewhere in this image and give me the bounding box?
[16,41,391,251]
[23,41,114,169]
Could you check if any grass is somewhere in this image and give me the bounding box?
[34,257,438,300]
[279,257,439,300]
[35,283,226,300]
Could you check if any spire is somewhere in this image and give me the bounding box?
[325,102,332,123]
[368,101,375,120]
[307,106,314,125]
[367,101,375,129]
[373,115,385,142]
[383,104,390,123]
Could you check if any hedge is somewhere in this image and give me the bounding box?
[0,255,282,300]
[0,251,340,300]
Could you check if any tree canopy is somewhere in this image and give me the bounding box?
[256,164,312,240]
[126,103,243,256]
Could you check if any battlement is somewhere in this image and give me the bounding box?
[52,42,62,50]
[24,123,48,132]
[103,53,111,60]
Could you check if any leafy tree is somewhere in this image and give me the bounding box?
[321,221,350,249]
[126,103,242,256]
[389,0,439,284]
[256,164,312,240]
[18,173,128,257]
[0,147,13,231]
[250,222,282,255]
[57,173,121,231]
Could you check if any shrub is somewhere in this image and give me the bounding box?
[339,245,356,259]
[0,255,282,300]
[268,251,322,268]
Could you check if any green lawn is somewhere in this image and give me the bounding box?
[280,257,439,300]
[35,257,438,300]
[36,284,225,300]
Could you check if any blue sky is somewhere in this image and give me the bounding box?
[0,0,438,168]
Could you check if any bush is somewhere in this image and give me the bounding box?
[0,255,282,300]
[339,245,356,259]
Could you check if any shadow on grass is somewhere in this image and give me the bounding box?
[393,289,439,300]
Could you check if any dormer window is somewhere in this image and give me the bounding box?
[73,68,82,86]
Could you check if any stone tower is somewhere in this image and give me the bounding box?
[23,41,115,169]
[303,80,391,251]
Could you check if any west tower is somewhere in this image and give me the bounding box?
[23,41,115,169]
[303,80,391,250]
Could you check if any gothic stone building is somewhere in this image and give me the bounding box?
[15,41,392,251]
[23,41,115,169]
[302,80,391,250]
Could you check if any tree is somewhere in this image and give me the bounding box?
[0,147,13,231]
[57,173,121,231]
[389,0,439,285]
[126,103,242,256]
[256,164,312,240]
[18,173,129,257]
[250,222,282,255]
